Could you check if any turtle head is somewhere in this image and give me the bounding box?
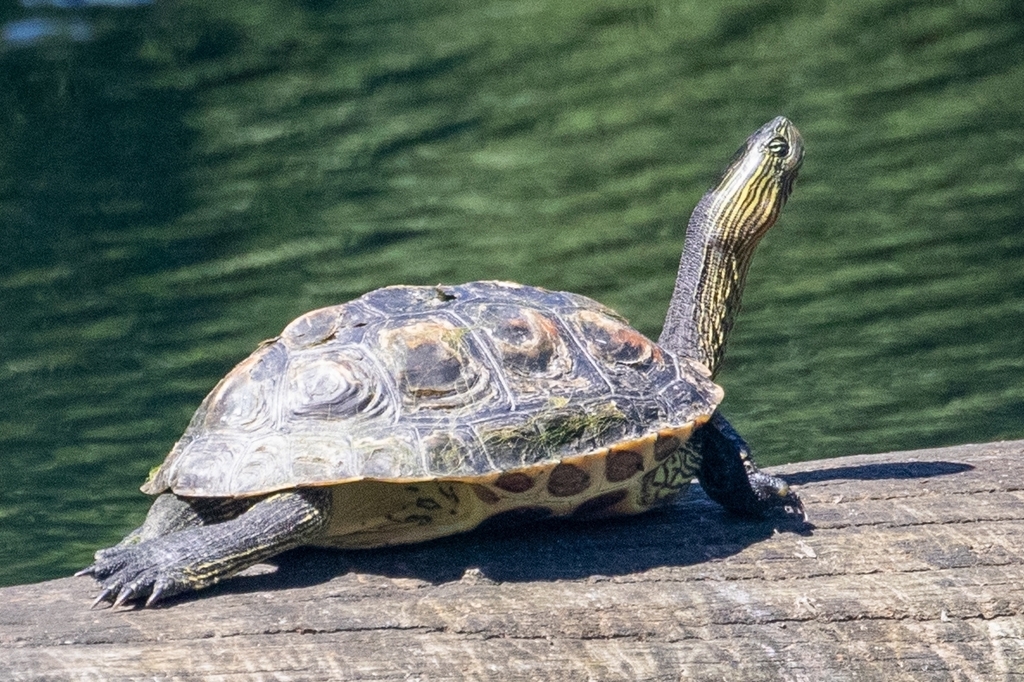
[660,117,803,377]
[707,116,804,251]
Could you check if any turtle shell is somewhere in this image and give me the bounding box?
[143,281,723,500]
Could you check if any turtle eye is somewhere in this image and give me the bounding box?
[767,136,790,158]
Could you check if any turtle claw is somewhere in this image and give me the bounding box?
[113,585,140,608]
[91,586,117,609]
[146,580,172,608]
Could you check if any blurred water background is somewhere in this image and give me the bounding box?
[2,0,1023,587]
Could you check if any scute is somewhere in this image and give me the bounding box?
[377,318,496,410]
[142,281,723,497]
[476,305,572,379]
[286,348,377,417]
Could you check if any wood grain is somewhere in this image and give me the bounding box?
[2,440,1023,681]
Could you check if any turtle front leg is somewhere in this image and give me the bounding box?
[695,412,804,518]
[78,488,331,608]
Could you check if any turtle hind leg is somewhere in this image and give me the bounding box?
[695,412,804,518]
[81,488,331,608]
[77,493,256,580]
[94,493,254,559]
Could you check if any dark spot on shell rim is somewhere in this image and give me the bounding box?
[546,463,591,497]
[494,472,535,493]
[605,449,644,482]
[470,484,500,505]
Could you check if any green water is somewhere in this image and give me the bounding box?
[1,0,1023,587]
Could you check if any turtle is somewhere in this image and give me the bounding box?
[79,116,805,607]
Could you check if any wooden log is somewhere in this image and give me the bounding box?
[2,440,1023,681]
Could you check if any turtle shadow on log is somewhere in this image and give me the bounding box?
[178,483,809,605]
[154,459,972,607]
[782,460,972,486]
